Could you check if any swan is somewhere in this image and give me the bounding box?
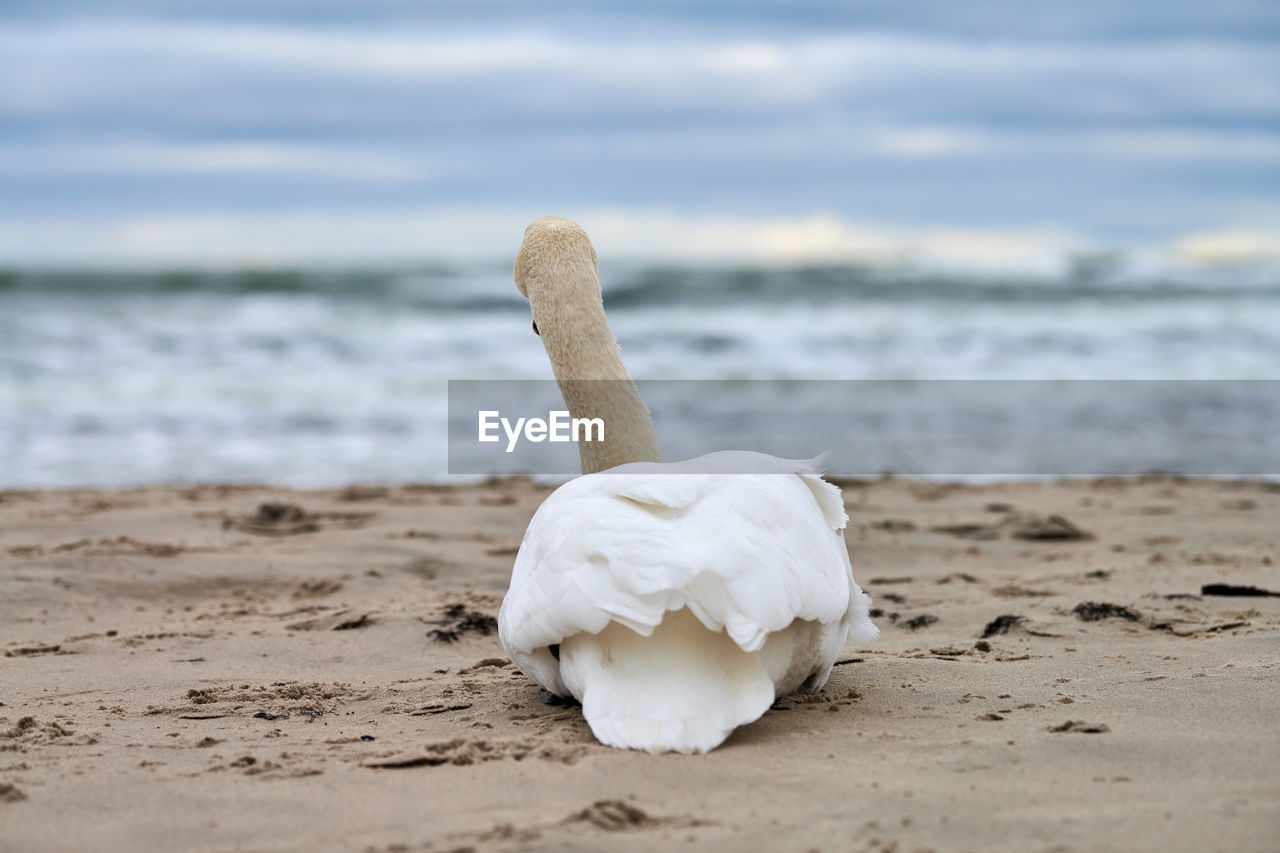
[497,217,878,753]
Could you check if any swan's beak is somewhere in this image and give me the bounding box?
[532,319,540,336]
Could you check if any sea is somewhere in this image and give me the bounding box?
[3,260,1279,488]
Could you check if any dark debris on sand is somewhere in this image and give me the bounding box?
[1201,583,1279,597]
[900,614,939,631]
[930,522,1000,541]
[428,604,498,643]
[0,783,27,803]
[981,614,1026,638]
[287,610,375,632]
[1072,601,1142,622]
[929,512,1093,542]
[226,503,320,536]
[1049,720,1110,734]
[566,800,655,831]
[1012,514,1093,541]
[223,502,372,536]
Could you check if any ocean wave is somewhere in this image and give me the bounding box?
[3,261,1279,486]
[4,258,1279,306]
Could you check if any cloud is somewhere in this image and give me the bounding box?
[867,128,992,158]
[1173,229,1280,264]
[5,21,1278,118]
[0,141,431,181]
[579,210,1082,271]
[2,12,1277,256]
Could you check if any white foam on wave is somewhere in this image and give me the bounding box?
[2,263,1279,487]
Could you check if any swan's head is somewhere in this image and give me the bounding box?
[513,217,600,305]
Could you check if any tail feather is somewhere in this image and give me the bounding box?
[559,609,776,753]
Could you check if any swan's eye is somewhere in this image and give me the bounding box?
[532,319,540,336]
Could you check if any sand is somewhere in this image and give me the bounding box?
[2,476,1278,852]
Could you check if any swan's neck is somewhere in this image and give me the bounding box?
[529,272,662,474]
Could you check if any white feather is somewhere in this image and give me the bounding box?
[499,450,879,753]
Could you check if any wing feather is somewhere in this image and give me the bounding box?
[499,452,870,671]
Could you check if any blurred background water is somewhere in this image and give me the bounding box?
[4,263,1278,486]
[2,1,1278,486]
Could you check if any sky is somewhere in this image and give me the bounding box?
[2,0,1279,266]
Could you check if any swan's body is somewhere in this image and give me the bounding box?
[500,451,877,752]
[498,217,877,753]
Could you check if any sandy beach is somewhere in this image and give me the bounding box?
[2,476,1278,852]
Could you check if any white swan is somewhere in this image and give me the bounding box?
[498,217,878,753]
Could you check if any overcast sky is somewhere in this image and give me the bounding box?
[3,1,1278,265]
